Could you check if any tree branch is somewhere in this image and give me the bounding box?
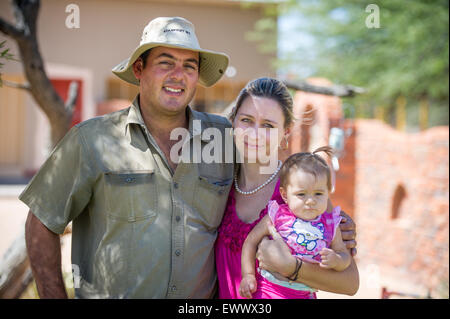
[1,79,31,90]
[12,0,39,38]
[5,0,70,146]
[283,80,366,97]
[0,17,24,39]
[0,230,31,299]
[0,0,73,300]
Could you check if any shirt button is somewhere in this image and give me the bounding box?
[171,285,177,292]
[173,182,178,189]
[175,216,181,222]
[125,177,134,183]
[175,249,181,256]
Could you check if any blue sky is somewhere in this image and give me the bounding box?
[276,5,349,79]
[277,10,317,79]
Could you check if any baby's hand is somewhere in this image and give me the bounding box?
[239,274,257,299]
[319,248,340,269]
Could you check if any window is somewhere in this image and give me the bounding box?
[391,184,407,220]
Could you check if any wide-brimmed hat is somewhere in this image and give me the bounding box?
[112,17,229,87]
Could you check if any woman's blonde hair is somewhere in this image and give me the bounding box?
[229,77,294,129]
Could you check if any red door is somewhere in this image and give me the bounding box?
[50,78,83,127]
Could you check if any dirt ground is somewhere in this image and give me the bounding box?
[0,185,434,299]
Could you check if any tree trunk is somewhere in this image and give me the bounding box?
[16,35,71,145]
[2,0,73,145]
[0,231,33,299]
[0,0,77,298]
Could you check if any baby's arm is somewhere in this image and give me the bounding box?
[319,227,352,271]
[240,215,272,299]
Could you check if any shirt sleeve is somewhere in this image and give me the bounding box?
[330,206,343,240]
[267,200,279,223]
[19,125,97,234]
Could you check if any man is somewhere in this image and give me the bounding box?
[21,17,356,298]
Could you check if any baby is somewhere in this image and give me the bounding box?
[239,146,351,299]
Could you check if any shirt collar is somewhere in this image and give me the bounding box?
[125,95,145,134]
[125,95,211,142]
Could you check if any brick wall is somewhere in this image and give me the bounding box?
[280,79,448,294]
[286,79,355,218]
[353,119,449,291]
[330,120,356,218]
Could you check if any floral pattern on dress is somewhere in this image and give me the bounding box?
[217,183,285,253]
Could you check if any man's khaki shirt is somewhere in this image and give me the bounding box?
[19,97,234,298]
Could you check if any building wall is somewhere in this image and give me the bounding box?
[331,120,356,218]
[285,79,354,216]
[288,78,343,155]
[0,0,275,177]
[0,0,274,103]
[0,76,27,177]
[353,119,449,293]
[286,81,449,295]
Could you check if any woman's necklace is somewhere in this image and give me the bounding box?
[234,160,282,195]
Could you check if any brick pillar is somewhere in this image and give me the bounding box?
[330,120,356,219]
[300,105,315,152]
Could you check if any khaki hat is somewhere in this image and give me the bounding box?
[112,17,229,87]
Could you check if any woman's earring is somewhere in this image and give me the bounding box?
[280,136,289,150]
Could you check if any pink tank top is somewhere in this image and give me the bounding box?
[267,200,342,263]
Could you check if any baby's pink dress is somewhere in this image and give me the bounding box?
[266,200,342,264]
[215,180,316,299]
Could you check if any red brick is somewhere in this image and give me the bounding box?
[285,80,449,292]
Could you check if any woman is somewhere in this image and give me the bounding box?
[215,77,359,298]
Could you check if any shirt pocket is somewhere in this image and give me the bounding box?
[192,175,232,230]
[104,170,158,222]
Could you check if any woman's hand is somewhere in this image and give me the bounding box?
[339,210,357,256]
[255,220,297,278]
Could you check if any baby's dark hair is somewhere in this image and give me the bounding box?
[279,146,334,190]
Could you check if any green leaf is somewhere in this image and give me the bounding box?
[252,0,448,125]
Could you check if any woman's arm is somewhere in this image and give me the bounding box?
[256,221,359,295]
[298,257,359,295]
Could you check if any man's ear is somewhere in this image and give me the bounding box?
[132,58,143,80]
[279,186,288,203]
